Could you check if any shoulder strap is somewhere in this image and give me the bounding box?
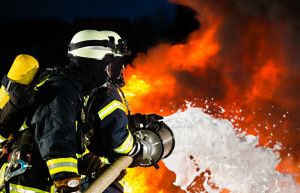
[33,67,59,91]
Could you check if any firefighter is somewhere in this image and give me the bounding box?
[4,29,137,193]
[3,29,163,193]
[72,30,163,193]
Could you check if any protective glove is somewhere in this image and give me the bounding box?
[53,176,81,193]
[128,137,144,168]
[128,113,163,132]
[78,152,126,182]
[78,152,106,177]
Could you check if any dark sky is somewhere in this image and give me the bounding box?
[0,0,177,22]
[0,0,199,73]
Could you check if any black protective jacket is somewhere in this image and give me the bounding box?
[86,84,134,160]
[33,74,82,160]
[4,56,128,192]
[7,66,88,192]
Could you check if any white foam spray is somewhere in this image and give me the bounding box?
[163,107,300,193]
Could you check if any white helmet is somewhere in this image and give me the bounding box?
[68,29,130,60]
[68,29,130,87]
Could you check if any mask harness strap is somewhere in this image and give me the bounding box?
[105,65,130,115]
[112,82,131,116]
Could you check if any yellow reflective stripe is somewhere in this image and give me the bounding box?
[117,89,129,114]
[75,120,78,132]
[98,100,126,120]
[48,167,78,176]
[99,156,110,165]
[118,179,126,187]
[34,78,49,91]
[0,163,8,186]
[83,95,89,107]
[46,158,78,175]
[0,134,7,143]
[82,147,90,156]
[50,186,55,193]
[114,132,134,154]
[10,183,49,193]
[19,119,29,131]
[76,146,90,158]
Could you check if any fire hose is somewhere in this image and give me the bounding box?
[85,156,133,193]
[85,121,175,193]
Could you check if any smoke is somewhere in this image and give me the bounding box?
[174,68,228,100]
[230,0,300,20]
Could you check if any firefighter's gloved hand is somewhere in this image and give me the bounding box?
[78,152,127,182]
[149,120,169,133]
[53,176,81,193]
[128,113,163,132]
[128,138,144,168]
[78,152,106,177]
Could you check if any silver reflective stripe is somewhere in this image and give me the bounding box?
[47,162,77,170]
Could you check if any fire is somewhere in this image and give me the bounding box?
[248,59,285,101]
[123,9,221,115]
[123,59,177,114]
[123,163,184,193]
[122,0,300,192]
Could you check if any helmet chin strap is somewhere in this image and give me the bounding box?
[105,64,112,79]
